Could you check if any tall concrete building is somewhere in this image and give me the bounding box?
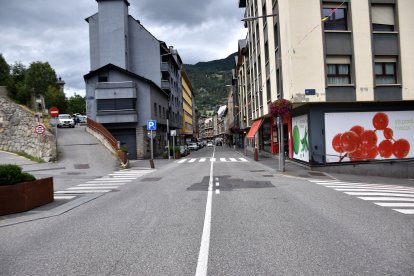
[237,0,414,173]
[84,0,183,159]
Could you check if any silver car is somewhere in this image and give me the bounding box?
[57,114,75,128]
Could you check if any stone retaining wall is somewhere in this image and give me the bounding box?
[0,88,57,162]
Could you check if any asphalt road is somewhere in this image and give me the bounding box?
[1,142,413,275]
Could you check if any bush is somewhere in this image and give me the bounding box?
[0,164,36,186]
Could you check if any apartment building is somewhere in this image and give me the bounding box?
[180,69,195,143]
[237,0,414,168]
[84,0,183,159]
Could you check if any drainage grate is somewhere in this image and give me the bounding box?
[308,171,326,176]
[74,164,90,169]
[140,177,162,182]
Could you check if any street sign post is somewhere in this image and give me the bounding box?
[147,120,156,168]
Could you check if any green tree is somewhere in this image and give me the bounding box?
[7,62,28,104]
[45,85,67,113]
[25,61,58,98]
[67,94,86,114]
[0,53,10,86]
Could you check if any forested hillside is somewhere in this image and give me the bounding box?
[184,53,236,115]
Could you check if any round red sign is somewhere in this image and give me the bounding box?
[35,125,46,134]
[49,107,59,117]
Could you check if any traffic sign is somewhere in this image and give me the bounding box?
[170,130,177,136]
[147,120,156,131]
[49,107,59,117]
[35,125,45,134]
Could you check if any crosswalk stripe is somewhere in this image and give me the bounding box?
[345,192,414,197]
[335,189,414,193]
[55,190,111,194]
[239,158,248,162]
[78,183,127,186]
[199,158,206,162]
[229,158,237,162]
[178,159,187,163]
[375,203,414,207]
[189,158,197,163]
[325,184,414,190]
[101,177,136,180]
[87,180,132,183]
[220,158,227,162]
[54,195,76,200]
[357,197,414,202]
[393,209,414,214]
[68,186,118,190]
[210,158,216,162]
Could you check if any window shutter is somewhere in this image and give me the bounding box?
[372,5,394,25]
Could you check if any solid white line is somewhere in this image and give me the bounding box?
[345,192,414,197]
[220,158,227,162]
[199,158,207,162]
[375,203,414,207]
[393,209,414,214]
[178,159,187,163]
[54,195,76,200]
[358,197,414,202]
[215,189,220,194]
[189,158,197,163]
[68,186,118,190]
[55,190,110,194]
[239,158,248,162]
[195,146,215,276]
[335,188,414,193]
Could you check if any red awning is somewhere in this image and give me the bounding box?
[246,118,263,139]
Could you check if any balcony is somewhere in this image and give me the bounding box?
[96,111,137,124]
[161,80,171,91]
[161,62,169,72]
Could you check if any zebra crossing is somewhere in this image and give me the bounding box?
[177,157,248,164]
[54,168,154,199]
[308,179,414,215]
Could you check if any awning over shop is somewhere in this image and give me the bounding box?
[246,118,263,139]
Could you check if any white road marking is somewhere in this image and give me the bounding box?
[195,146,215,276]
[101,177,136,180]
[199,158,206,162]
[345,192,414,197]
[393,209,414,214]
[216,182,219,187]
[210,158,216,162]
[178,159,187,163]
[54,195,76,200]
[229,158,237,162]
[87,180,132,183]
[326,184,414,190]
[55,190,111,194]
[215,189,220,194]
[68,186,119,190]
[215,177,219,181]
[78,183,127,186]
[358,197,414,202]
[239,158,248,162]
[220,158,227,162]
[189,158,197,163]
[375,203,414,207]
[336,189,414,193]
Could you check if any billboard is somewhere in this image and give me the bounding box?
[325,111,414,163]
[292,114,309,162]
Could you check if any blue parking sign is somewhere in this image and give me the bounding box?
[147,120,157,130]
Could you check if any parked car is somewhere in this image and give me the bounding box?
[188,142,199,150]
[180,145,189,156]
[57,114,75,128]
[215,140,222,146]
[207,141,214,147]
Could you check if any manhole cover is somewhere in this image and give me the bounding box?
[74,164,90,169]
[308,171,326,176]
[140,177,162,182]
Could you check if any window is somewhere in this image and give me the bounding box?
[97,99,135,111]
[98,75,108,82]
[323,4,348,30]
[266,79,271,102]
[159,105,162,117]
[371,4,395,31]
[326,56,351,85]
[154,103,157,116]
[273,23,279,49]
[375,58,397,84]
[163,107,166,119]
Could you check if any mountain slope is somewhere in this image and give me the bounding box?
[184,53,236,115]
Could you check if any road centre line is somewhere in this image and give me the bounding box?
[195,146,215,276]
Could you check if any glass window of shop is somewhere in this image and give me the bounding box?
[262,120,271,152]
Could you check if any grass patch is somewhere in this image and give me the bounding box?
[14,151,45,163]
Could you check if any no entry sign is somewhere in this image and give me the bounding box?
[35,125,46,134]
[49,107,59,117]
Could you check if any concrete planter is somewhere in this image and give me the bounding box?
[0,177,54,216]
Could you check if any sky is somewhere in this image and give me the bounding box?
[0,0,247,97]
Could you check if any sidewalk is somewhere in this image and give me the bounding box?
[235,147,414,187]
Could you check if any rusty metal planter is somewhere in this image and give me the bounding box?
[0,177,54,216]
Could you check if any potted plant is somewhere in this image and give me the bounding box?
[0,164,54,215]
[269,99,292,118]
